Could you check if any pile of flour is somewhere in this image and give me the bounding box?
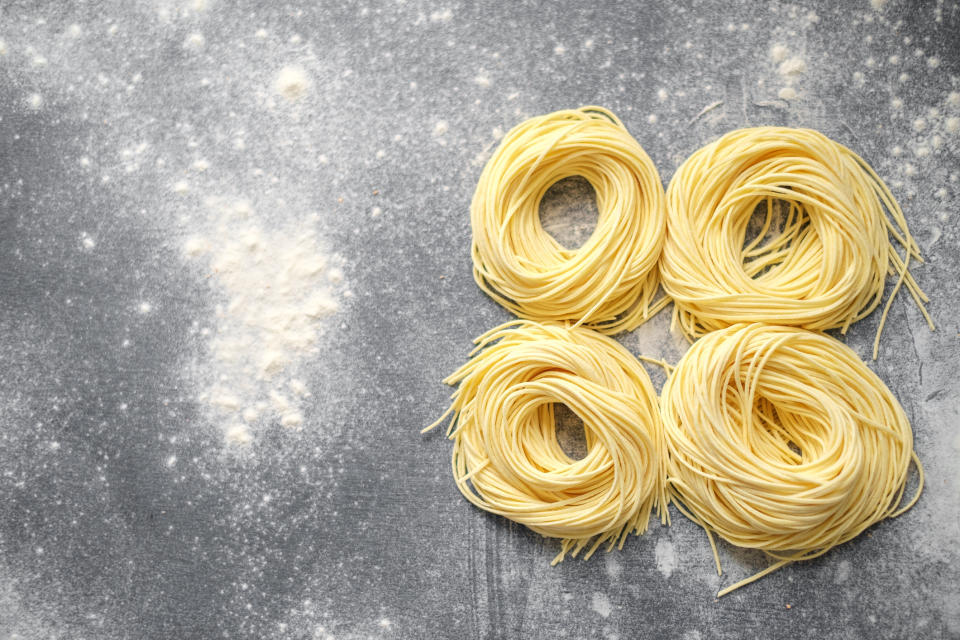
[183,196,344,445]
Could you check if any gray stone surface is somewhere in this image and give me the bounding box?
[1,0,958,638]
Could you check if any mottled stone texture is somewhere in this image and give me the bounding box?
[0,1,958,638]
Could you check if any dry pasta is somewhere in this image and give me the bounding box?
[425,320,667,563]
[660,127,934,358]
[660,323,923,596]
[471,107,667,334]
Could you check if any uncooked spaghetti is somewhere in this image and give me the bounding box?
[660,126,934,358]
[660,323,923,596]
[471,107,667,334]
[426,321,667,563]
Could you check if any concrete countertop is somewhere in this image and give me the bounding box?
[1,1,958,638]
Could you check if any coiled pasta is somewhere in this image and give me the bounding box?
[426,321,667,563]
[660,127,933,358]
[471,107,667,334]
[660,323,923,596]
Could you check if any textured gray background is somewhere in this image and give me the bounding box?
[1,1,959,638]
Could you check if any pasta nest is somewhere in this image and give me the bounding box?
[429,321,667,563]
[471,107,666,334]
[660,127,931,357]
[661,323,921,584]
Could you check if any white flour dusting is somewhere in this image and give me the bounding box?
[654,538,678,578]
[778,56,807,79]
[590,592,612,618]
[778,87,798,101]
[274,65,311,101]
[184,196,342,444]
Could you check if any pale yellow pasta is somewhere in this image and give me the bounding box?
[660,323,923,596]
[425,321,667,563]
[660,127,934,358]
[471,107,667,334]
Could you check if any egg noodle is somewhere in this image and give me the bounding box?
[425,320,667,563]
[660,126,934,358]
[471,106,667,334]
[660,323,923,596]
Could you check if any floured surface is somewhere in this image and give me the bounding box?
[0,0,958,638]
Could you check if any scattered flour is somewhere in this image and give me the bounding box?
[590,592,612,618]
[834,559,851,584]
[183,32,205,52]
[604,553,622,580]
[770,44,788,63]
[27,93,43,109]
[654,538,678,578]
[184,197,341,443]
[274,65,311,101]
[433,120,449,136]
[225,423,253,445]
[778,87,798,100]
[429,8,452,23]
[778,56,807,78]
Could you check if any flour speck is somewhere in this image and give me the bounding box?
[654,538,677,578]
[770,44,789,63]
[183,32,206,52]
[778,57,807,77]
[274,65,311,101]
[429,8,452,23]
[778,87,797,100]
[591,592,612,618]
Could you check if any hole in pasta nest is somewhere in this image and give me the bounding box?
[553,403,589,461]
[755,400,805,463]
[741,196,812,279]
[539,176,599,250]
